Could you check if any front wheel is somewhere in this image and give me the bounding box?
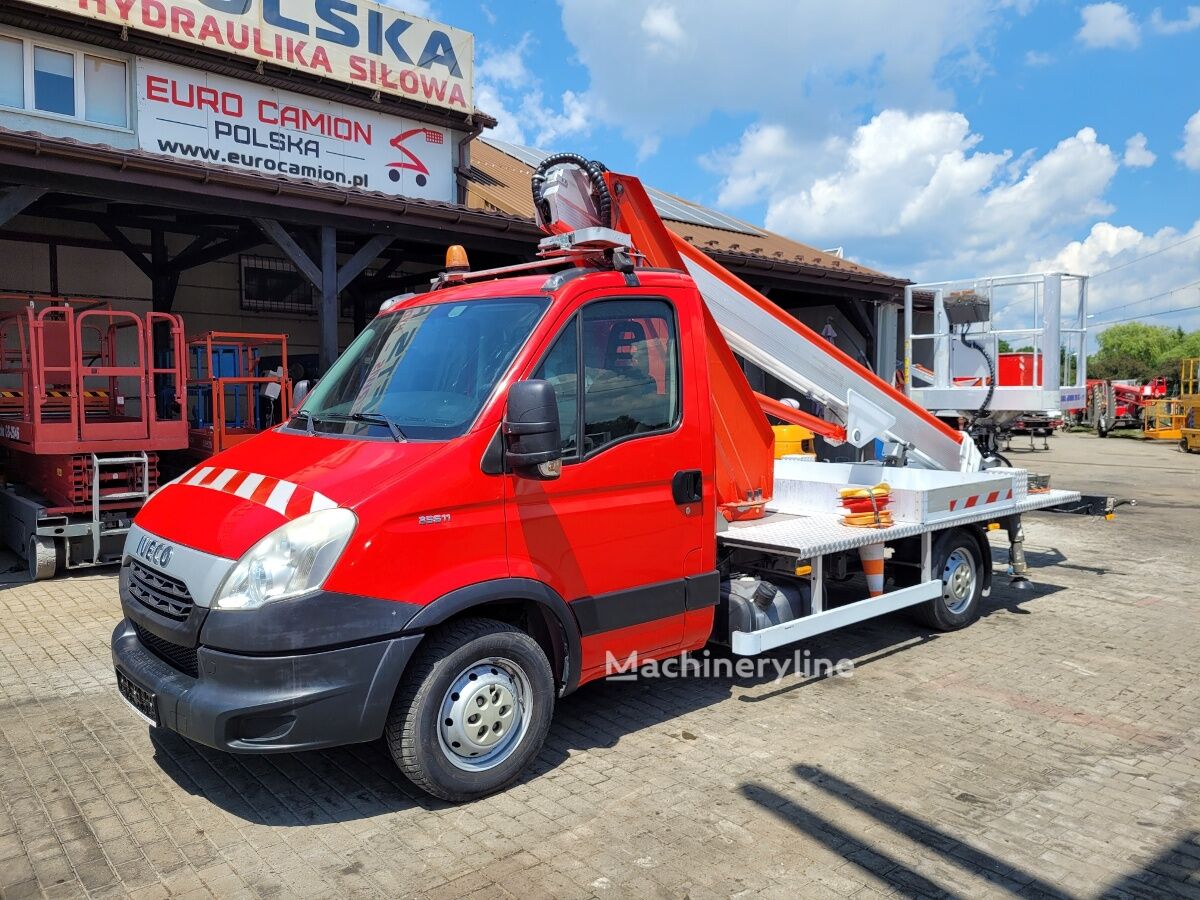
[385,618,555,802]
[915,531,983,631]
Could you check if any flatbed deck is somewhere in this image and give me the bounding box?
[720,487,1080,558]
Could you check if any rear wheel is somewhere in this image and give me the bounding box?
[27,536,57,581]
[385,617,554,802]
[915,531,983,631]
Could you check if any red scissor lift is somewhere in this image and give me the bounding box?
[0,295,187,579]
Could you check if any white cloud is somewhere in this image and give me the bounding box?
[1077,3,1141,48]
[474,36,591,148]
[642,5,686,53]
[1040,220,1200,337]
[711,111,1119,277]
[1178,110,1200,170]
[559,0,1023,145]
[1024,50,1054,66]
[520,89,593,147]
[478,33,532,87]
[1123,133,1156,168]
[1150,5,1200,34]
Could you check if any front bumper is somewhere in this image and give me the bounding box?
[111,618,422,753]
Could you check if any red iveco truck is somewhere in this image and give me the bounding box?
[112,156,1106,801]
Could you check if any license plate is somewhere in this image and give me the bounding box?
[116,669,159,726]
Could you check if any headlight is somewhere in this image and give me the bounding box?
[214,508,356,610]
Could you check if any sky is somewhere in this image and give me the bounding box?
[400,1,1200,344]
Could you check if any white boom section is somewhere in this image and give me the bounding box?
[675,243,982,472]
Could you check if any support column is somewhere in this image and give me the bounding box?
[254,219,394,371]
[319,226,338,373]
[874,301,899,387]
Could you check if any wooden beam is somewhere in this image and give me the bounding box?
[337,233,394,292]
[0,185,47,228]
[97,222,154,279]
[319,226,338,371]
[254,218,321,287]
[169,228,263,272]
[371,253,406,283]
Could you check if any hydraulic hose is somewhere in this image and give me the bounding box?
[531,152,612,230]
[959,325,995,425]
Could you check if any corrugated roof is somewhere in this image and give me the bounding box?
[467,138,895,282]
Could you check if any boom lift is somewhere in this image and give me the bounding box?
[903,273,1088,463]
[110,156,1116,802]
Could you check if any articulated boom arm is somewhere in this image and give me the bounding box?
[605,172,979,475]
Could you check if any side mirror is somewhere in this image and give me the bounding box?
[504,379,562,478]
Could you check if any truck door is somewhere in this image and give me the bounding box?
[505,294,707,678]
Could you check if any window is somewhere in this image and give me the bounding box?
[83,55,128,127]
[533,318,580,457]
[240,256,315,314]
[533,298,681,459]
[299,297,549,441]
[0,37,22,109]
[34,46,74,116]
[0,30,129,128]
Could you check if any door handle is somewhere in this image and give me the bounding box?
[672,469,703,505]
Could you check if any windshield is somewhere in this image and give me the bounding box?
[296,296,548,441]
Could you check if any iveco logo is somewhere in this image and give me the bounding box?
[135,536,174,569]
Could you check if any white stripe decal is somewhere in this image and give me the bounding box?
[187,466,214,486]
[171,466,339,517]
[209,468,238,491]
[309,492,336,513]
[234,472,266,499]
[264,480,297,515]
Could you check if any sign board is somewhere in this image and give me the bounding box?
[20,0,473,114]
[136,59,454,201]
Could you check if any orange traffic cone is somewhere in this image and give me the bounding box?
[859,543,886,597]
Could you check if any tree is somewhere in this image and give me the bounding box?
[997,338,1013,353]
[1094,323,1180,367]
[1088,352,1151,382]
[1088,322,1197,381]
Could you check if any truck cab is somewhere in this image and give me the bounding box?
[113,265,724,801]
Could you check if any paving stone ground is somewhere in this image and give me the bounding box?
[1,431,1198,899]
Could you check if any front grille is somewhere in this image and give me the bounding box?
[128,560,193,621]
[133,624,199,678]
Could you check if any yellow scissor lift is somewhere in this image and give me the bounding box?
[1181,358,1200,453]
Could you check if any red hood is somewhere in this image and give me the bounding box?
[136,429,452,558]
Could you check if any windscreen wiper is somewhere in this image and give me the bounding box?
[347,412,406,442]
[290,409,316,434]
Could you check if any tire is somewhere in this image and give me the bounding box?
[385,617,555,803]
[914,530,983,631]
[27,536,57,581]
